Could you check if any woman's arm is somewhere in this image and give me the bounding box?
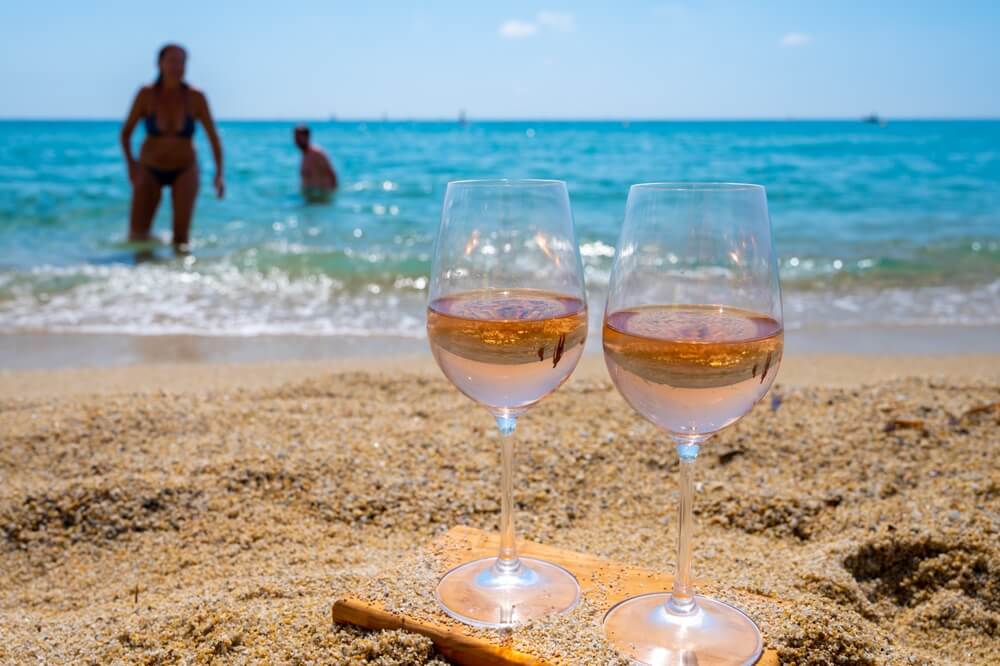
[193,90,225,198]
[120,88,148,184]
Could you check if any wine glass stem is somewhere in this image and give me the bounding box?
[667,442,700,615]
[494,415,521,575]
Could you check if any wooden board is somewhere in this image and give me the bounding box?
[332,526,780,665]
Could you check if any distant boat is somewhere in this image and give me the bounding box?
[458,109,468,126]
[861,113,887,127]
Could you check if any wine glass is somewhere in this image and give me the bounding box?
[426,179,588,628]
[602,183,783,665]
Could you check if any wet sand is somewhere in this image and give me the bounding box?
[0,356,997,663]
[3,353,1000,399]
[2,323,999,372]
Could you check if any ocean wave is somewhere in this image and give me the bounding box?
[780,238,999,276]
[782,280,1000,329]
[0,261,426,337]
[0,258,997,337]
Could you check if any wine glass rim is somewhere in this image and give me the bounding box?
[631,182,764,192]
[447,178,567,188]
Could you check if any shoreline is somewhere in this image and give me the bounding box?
[1,323,999,373]
[2,352,999,401]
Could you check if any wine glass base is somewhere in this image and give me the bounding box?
[435,556,581,628]
[603,592,763,666]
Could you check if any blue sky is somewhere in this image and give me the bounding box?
[1,1,998,119]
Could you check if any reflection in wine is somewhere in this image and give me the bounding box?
[603,305,783,437]
[428,289,587,414]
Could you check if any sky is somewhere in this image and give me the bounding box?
[1,1,998,120]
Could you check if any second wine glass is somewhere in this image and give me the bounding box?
[602,183,783,665]
[426,179,588,628]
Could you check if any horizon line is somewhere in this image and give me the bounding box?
[2,116,999,123]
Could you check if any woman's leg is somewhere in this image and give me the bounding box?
[171,165,200,248]
[128,168,161,242]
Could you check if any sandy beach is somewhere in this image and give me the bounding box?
[0,353,997,664]
[3,2,998,662]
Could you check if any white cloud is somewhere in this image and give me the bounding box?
[498,11,575,39]
[499,19,538,39]
[780,32,813,47]
[537,11,576,32]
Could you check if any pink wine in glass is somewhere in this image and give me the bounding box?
[603,305,783,437]
[428,288,587,414]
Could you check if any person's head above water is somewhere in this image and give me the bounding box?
[294,125,311,151]
[156,44,187,87]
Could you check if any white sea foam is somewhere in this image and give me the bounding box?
[782,279,1000,329]
[0,260,997,338]
[0,262,426,337]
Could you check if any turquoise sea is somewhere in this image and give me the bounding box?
[0,120,998,341]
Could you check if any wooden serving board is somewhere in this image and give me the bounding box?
[332,526,780,665]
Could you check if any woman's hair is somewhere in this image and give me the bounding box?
[155,43,187,87]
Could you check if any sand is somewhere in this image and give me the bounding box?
[4,353,1000,399]
[0,356,997,664]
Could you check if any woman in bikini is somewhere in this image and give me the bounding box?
[120,44,224,249]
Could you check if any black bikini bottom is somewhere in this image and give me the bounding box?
[144,164,193,187]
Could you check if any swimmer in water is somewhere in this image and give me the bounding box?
[294,125,338,202]
[120,44,224,250]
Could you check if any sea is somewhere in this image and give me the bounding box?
[1,120,998,364]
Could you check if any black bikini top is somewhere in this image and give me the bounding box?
[145,84,195,138]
